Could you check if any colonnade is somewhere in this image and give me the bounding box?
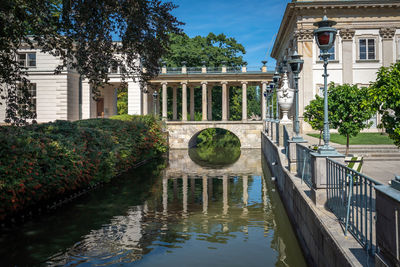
[142,81,269,121]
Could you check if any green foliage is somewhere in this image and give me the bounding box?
[117,87,128,115]
[304,95,325,145]
[0,116,167,219]
[1,0,182,124]
[164,33,246,67]
[328,83,376,154]
[368,62,400,147]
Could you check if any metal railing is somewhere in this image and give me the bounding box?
[187,67,202,73]
[275,122,279,145]
[283,125,289,157]
[326,158,382,255]
[296,144,313,188]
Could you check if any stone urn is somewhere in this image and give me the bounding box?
[277,72,294,124]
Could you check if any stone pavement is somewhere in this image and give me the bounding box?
[302,134,400,184]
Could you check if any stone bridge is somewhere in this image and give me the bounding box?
[166,121,263,149]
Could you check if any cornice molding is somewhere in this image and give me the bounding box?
[339,28,356,41]
[379,27,396,39]
[294,29,314,42]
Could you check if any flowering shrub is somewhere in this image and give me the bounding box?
[0,115,167,219]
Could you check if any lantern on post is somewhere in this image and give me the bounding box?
[288,51,304,142]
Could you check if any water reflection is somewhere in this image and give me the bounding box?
[0,150,307,267]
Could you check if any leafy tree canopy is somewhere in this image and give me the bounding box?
[0,0,182,124]
[329,83,376,154]
[163,33,246,67]
[368,62,400,147]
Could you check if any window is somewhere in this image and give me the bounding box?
[18,83,37,112]
[319,86,324,97]
[359,39,375,60]
[319,46,335,61]
[110,63,119,73]
[17,53,36,67]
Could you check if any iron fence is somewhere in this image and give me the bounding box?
[296,144,313,188]
[283,125,289,157]
[187,67,202,74]
[326,158,382,255]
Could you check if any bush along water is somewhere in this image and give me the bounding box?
[0,115,167,221]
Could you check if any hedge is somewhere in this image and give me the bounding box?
[0,115,167,220]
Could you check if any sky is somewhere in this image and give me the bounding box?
[171,0,292,68]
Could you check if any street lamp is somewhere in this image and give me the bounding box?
[288,51,304,142]
[313,15,338,154]
[153,90,158,118]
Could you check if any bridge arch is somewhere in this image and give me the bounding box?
[166,121,263,149]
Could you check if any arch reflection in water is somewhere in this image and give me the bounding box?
[188,128,241,168]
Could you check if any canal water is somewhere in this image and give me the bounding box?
[0,149,306,266]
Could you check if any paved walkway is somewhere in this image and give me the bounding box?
[302,134,400,184]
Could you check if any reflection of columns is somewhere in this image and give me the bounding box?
[208,178,213,200]
[162,82,167,119]
[190,86,195,121]
[242,82,248,121]
[172,86,177,120]
[163,178,168,215]
[181,82,187,121]
[183,175,188,215]
[221,81,228,121]
[207,86,212,120]
[173,178,178,200]
[223,175,228,215]
[243,176,248,205]
[202,176,208,214]
[201,82,207,121]
[191,178,195,203]
[261,82,268,121]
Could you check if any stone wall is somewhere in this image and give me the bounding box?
[261,132,371,267]
[166,121,263,149]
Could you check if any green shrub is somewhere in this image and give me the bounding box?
[0,117,167,219]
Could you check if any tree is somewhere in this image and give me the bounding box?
[304,95,325,145]
[368,62,400,147]
[0,0,182,124]
[329,83,376,155]
[163,33,246,67]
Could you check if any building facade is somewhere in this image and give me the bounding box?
[271,0,400,132]
[0,49,143,123]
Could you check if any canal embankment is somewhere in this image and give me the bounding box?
[261,131,372,267]
[0,115,167,222]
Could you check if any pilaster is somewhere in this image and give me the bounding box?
[339,28,355,84]
[380,27,396,67]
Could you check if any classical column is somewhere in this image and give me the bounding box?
[142,86,148,115]
[339,29,355,84]
[181,81,187,121]
[221,81,228,121]
[172,85,177,120]
[242,82,248,121]
[261,81,268,121]
[190,86,195,121]
[183,175,188,215]
[162,82,168,120]
[295,29,314,132]
[202,176,208,214]
[380,27,396,67]
[128,81,140,115]
[201,81,207,121]
[223,175,228,215]
[207,86,212,120]
[227,86,230,120]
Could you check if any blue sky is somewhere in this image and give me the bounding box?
[171,0,291,68]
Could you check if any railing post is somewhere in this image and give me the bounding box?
[375,176,400,266]
[288,139,307,173]
[310,153,344,207]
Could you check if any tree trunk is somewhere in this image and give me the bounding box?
[346,134,350,155]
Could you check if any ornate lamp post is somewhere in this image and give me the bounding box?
[153,90,158,118]
[313,15,338,154]
[288,51,305,142]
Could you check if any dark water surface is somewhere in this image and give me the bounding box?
[1,149,307,266]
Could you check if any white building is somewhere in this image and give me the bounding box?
[0,48,143,123]
[271,0,400,132]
